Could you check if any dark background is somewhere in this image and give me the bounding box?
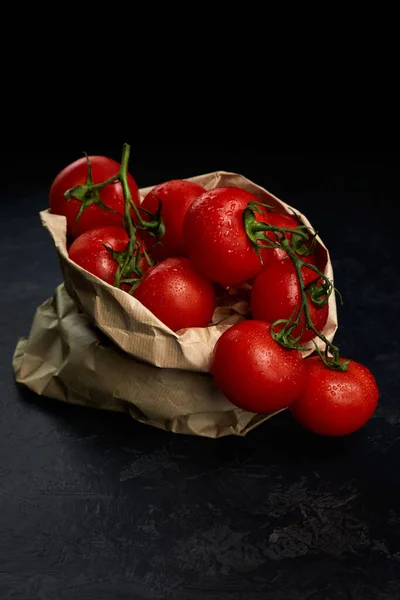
[1,142,399,599]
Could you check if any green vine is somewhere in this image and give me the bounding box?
[244,202,348,371]
[64,143,161,293]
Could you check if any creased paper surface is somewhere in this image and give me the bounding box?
[13,285,278,438]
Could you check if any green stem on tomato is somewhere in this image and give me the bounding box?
[118,144,161,232]
[66,143,158,290]
[285,241,342,368]
[64,143,162,234]
[118,145,136,250]
[111,144,156,290]
[244,202,348,371]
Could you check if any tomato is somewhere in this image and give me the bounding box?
[262,212,302,262]
[68,226,150,290]
[183,186,268,287]
[261,212,318,274]
[133,257,216,332]
[140,179,206,261]
[252,211,319,284]
[50,155,140,238]
[210,320,306,413]
[289,356,379,436]
[250,259,329,343]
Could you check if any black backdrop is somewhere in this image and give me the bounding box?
[1,144,400,599]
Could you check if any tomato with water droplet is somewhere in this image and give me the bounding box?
[210,320,307,413]
[250,259,329,343]
[289,356,379,436]
[140,179,206,261]
[183,186,269,287]
[133,257,216,332]
[50,155,140,238]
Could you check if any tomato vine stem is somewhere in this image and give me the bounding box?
[244,203,348,371]
[65,143,159,291]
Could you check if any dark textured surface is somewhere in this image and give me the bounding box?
[1,148,399,599]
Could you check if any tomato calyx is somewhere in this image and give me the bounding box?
[313,350,351,372]
[64,145,162,238]
[244,202,315,265]
[305,279,331,307]
[104,240,153,293]
[291,228,318,257]
[64,154,122,235]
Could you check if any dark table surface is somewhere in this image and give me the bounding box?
[1,147,399,599]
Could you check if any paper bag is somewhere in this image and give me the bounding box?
[13,284,279,438]
[13,171,338,438]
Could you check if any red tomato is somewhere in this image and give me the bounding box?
[210,320,306,413]
[262,212,317,270]
[289,356,379,436]
[298,254,320,286]
[140,179,206,261]
[183,186,267,287]
[250,259,329,343]
[133,257,216,332]
[68,226,149,290]
[263,212,302,262]
[50,155,140,238]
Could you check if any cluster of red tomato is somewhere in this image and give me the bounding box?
[49,150,379,438]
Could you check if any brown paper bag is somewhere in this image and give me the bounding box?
[13,171,338,438]
[13,284,280,438]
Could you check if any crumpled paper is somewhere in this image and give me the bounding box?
[13,171,338,438]
[13,284,280,438]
